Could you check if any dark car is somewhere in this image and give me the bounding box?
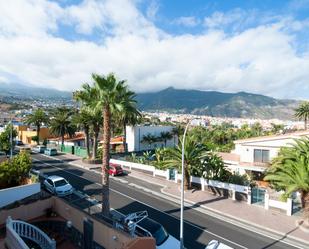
[15,140,24,146]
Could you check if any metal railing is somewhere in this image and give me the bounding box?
[6,216,56,249]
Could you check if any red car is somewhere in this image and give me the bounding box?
[109,164,123,176]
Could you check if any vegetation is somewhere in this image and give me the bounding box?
[49,107,76,145]
[0,124,17,155]
[295,101,309,130]
[264,138,309,218]
[72,108,92,158]
[0,152,32,189]
[24,108,49,145]
[76,73,140,216]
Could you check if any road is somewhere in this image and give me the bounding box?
[31,153,301,249]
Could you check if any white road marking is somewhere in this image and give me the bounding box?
[33,156,305,249]
[33,157,248,249]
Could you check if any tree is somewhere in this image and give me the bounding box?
[159,131,173,147]
[49,107,75,145]
[0,124,17,155]
[89,107,102,159]
[72,108,92,158]
[82,73,132,216]
[264,138,309,219]
[295,101,309,130]
[116,89,141,153]
[163,135,208,190]
[24,109,49,145]
[191,152,226,180]
[141,134,158,149]
[251,122,263,137]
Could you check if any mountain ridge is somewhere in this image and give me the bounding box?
[135,87,298,120]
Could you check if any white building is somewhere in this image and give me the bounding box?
[126,125,177,152]
[220,131,309,176]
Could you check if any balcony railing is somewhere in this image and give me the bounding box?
[6,216,56,249]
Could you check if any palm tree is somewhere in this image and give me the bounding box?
[295,101,309,130]
[116,89,141,153]
[163,135,208,190]
[81,73,130,216]
[72,108,92,158]
[24,109,49,145]
[141,134,158,149]
[49,107,75,145]
[264,138,309,218]
[159,131,173,147]
[89,107,102,160]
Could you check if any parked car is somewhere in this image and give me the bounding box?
[135,218,180,249]
[43,175,73,196]
[15,140,24,146]
[44,148,57,156]
[205,240,233,249]
[109,163,123,176]
[33,145,46,153]
[20,147,31,153]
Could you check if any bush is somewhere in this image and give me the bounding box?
[0,152,32,189]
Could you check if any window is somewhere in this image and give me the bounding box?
[254,149,269,163]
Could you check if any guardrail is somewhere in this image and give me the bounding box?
[6,216,56,249]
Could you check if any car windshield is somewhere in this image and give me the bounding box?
[54,179,68,187]
[152,225,169,246]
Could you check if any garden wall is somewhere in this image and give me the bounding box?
[0,183,41,208]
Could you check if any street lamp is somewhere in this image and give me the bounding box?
[180,120,192,249]
[10,118,13,159]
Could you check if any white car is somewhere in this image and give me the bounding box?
[135,218,180,249]
[43,175,73,196]
[205,240,233,249]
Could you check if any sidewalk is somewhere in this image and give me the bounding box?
[48,152,309,247]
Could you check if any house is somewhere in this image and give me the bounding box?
[17,125,50,145]
[48,132,86,147]
[220,131,309,178]
[126,125,177,152]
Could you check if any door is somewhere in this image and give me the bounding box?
[252,188,266,205]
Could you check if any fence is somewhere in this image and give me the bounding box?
[60,145,88,158]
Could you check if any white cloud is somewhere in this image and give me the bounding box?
[0,0,308,99]
[173,16,200,27]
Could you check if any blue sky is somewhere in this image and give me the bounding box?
[0,0,309,99]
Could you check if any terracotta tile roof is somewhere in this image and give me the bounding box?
[218,152,240,162]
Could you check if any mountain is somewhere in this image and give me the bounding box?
[136,87,299,120]
[0,82,71,100]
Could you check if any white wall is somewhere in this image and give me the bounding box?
[233,135,307,163]
[0,183,41,208]
[126,125,177,152]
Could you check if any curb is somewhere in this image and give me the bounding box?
[36,153,309,248]
[159,189,309,249]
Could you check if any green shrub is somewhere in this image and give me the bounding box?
[0,152,32,189]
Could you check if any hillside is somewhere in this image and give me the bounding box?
[136,87,299,120]
[0,83,71,100]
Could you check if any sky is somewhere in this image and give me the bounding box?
[0,0,309,99]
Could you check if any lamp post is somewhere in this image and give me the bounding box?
[180,120,191,249]
[10,118,13,159]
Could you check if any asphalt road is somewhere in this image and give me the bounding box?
[31,153,301,249]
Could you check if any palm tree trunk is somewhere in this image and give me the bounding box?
[123,121,127,153]
[92,131,98,160]
[102,105,111,216]
[37,125,40,145]
[85,127,91,158]
[184,165,191,190]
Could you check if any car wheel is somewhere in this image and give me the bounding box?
[112,173,115,176]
